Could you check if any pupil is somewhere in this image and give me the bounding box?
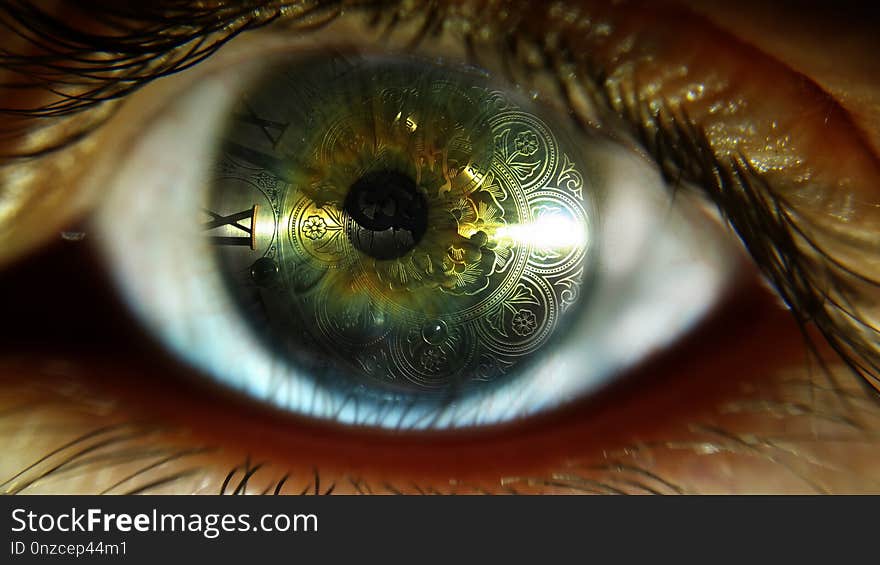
[344,169,428,260]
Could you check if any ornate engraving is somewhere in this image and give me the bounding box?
[215,63,593,394]
[557,153,584,199]
[302,215,327,240]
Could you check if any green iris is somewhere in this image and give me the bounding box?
[208,54,593,395]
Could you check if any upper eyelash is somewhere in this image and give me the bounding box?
[2,0,878,398]
[0,0,279,119]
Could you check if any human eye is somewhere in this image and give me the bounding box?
[1,0,879,494]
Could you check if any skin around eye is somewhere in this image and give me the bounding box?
[1,0,880,493]
[682,0,880,155]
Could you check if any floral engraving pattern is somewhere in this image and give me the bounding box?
[274,80,588,390]
[511,309,538,336]
[302,215,327,240]
[514,131,539,156]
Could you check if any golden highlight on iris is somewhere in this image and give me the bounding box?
[208,55,594,394]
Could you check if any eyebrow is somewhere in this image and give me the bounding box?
[2,0,879,398]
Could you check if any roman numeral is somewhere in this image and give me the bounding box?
[204,205,258,249]
[235,101,288,148]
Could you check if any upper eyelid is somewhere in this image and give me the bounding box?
[0,1,294,265]
[2,2,879,390]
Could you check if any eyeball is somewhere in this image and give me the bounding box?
[95,50,739,430]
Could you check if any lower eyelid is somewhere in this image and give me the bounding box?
[0,299,808,494]
[0,237,810,493]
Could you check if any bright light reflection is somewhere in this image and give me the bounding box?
[494,213,588,253]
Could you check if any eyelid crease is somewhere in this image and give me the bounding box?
[677,0,880,158]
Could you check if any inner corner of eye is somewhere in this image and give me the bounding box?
[96,52,734,431]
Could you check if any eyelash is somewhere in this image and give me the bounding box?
[2,0,879,413]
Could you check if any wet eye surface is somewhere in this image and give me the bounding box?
[214,55,595,396]
[95,47,736,430]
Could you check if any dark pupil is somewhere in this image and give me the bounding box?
[344,169,428,260]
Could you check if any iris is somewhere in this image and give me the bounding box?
[208,55,593,395]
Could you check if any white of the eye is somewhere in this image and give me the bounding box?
[94,62,737,431]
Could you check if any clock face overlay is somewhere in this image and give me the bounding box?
[206,54,594,397]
